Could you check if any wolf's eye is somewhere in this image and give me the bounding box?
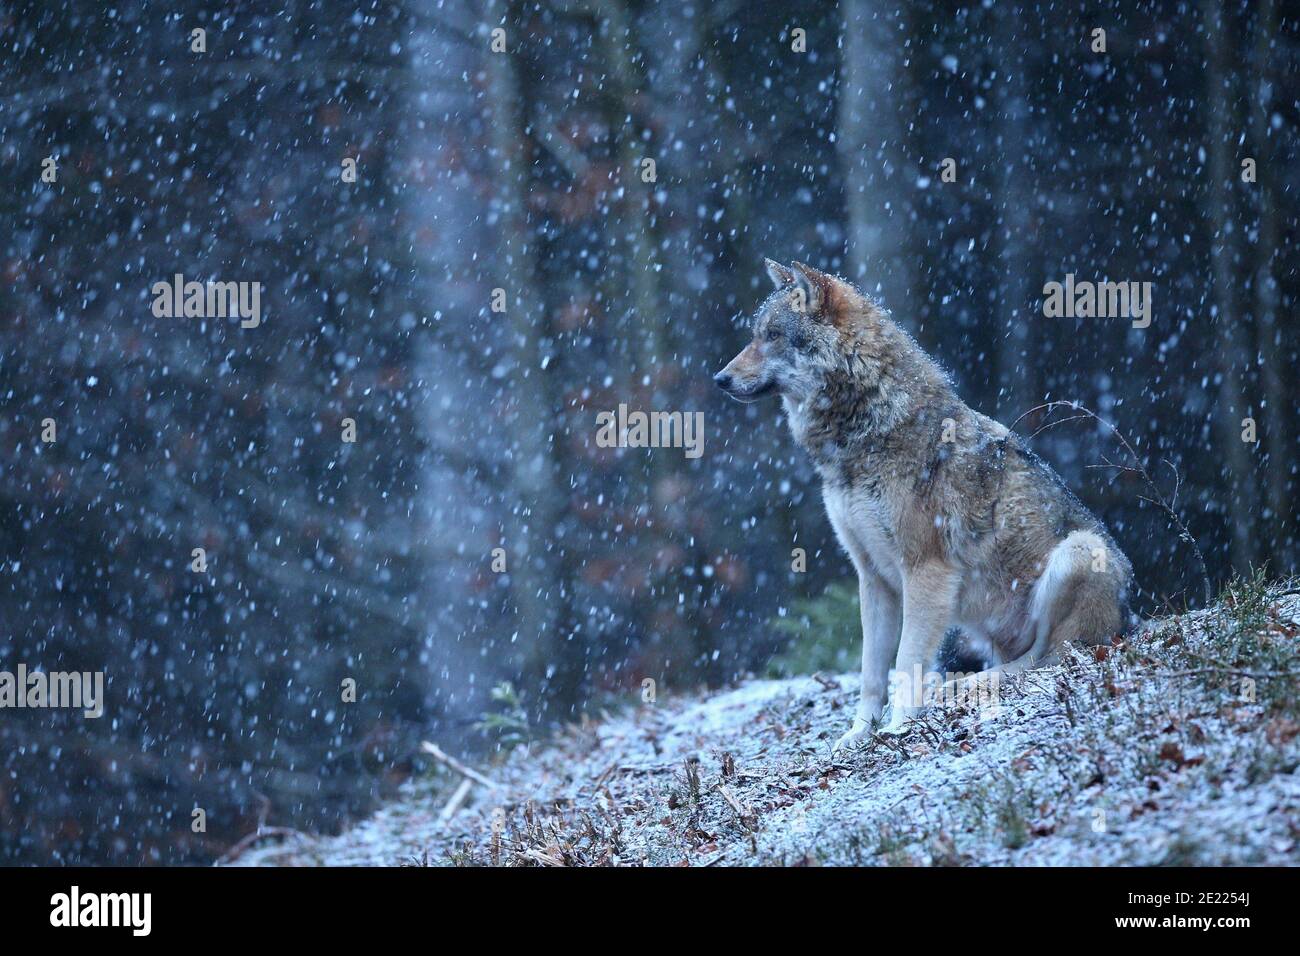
[764,326,782,342]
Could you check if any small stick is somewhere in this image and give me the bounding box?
[439,778,474,822]
[522,848,565,867]
[217,826,314,865]
[420,741,500,790]
[717,784,755,830]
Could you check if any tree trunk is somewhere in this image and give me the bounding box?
[484,0,577,716]
[1202,0,1258,577]
[599,0,703,679]
[1248,0,1290,572]
[837,0,917,327]
[991,3,1039,422]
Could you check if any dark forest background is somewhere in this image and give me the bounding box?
[0,0,1295,864]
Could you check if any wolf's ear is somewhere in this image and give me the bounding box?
[790,261,830,315]
[764,257,796,289]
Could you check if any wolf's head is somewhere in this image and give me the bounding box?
[713,259,869,403]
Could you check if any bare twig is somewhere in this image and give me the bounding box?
[521,848,566,867]
[438,779,475,822]
[420,741,500,790]
[216,826,315,865]
[1112,666,1299,685]
[1012,400,1212,606]
[716,784,756,831]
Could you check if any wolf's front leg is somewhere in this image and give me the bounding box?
[882,561,960,733]
[833,572,901,752]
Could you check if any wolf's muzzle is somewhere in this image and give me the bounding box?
[713,370,776,402]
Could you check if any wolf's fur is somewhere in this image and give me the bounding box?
[715,259,1133,748]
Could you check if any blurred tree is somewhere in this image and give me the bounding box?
[1201,0,1259,574]
[837,0,918,324]
[483,0,576,718]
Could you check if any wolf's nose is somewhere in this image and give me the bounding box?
[713,371,733,390]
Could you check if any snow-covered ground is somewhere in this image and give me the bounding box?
[230,587,1300,866]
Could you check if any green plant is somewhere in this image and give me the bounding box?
[994,781,1031,851]
[1203,570,1298,716]
[767,580,861,677]
[475,681,530,749]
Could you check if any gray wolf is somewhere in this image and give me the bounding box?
[714,259,1133,750]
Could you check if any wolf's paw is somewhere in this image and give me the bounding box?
[832,718,874,754]
[879,705,924,736]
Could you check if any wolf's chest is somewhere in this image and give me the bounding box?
[823,484,903,586]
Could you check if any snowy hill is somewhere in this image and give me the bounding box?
[228,583,1300,866]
